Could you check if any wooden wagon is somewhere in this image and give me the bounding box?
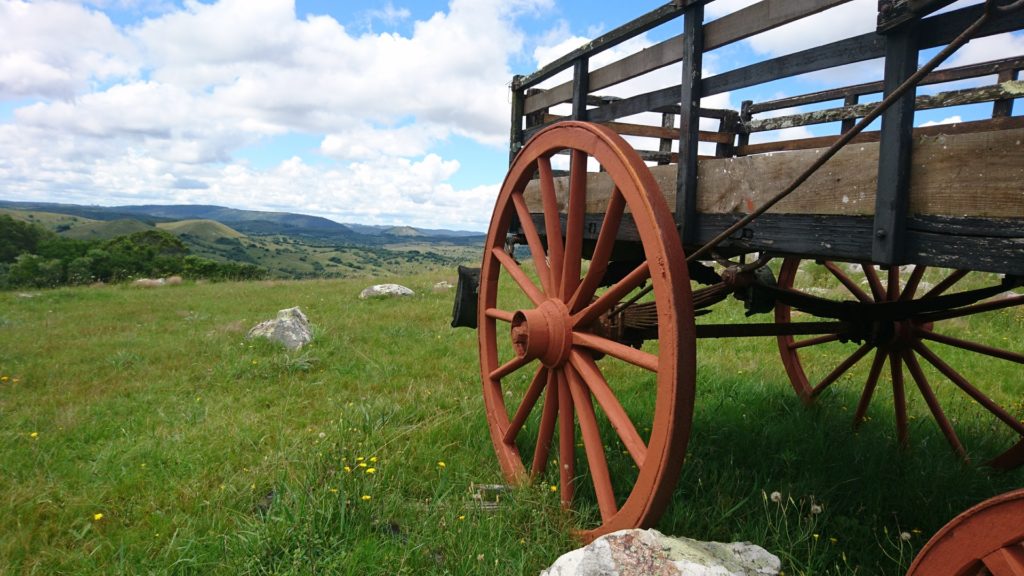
[454,0,1024,570]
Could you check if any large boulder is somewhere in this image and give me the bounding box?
[359,284,415,299]
[246,307,313,351]
[541,529,780,576]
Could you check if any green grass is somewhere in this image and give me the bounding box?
[0,266,1021,574]
[156,220,246,241]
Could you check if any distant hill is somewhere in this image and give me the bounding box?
[0,200,484,241]
[63,218,155,240]
[157,219,245,241]
[384,226,424,237]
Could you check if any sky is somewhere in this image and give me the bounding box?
[0,0,1020,231]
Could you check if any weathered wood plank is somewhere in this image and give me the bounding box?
[737,116,1024,155]
[746,81,1024,133]
[748,56,1024,115]
[523,126,1024,219]
[524,0,851,114]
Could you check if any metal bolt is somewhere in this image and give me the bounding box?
[876,229,887,239]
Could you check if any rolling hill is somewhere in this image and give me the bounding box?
[156,219,245,241]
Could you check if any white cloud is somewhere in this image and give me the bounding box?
[0,0,561,230]
[0,1,138,98]
[919,115,962,127]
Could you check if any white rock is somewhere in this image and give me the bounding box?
[433,280,454,291]
[359,284,415,299]
[246,307,313,351]
[541,529,780,576]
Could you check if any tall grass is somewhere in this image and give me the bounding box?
[0,270,1020,574]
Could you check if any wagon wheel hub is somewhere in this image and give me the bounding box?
[511,299,573,367]
[885,319,933,351]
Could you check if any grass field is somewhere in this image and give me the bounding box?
[1,267,1021,575]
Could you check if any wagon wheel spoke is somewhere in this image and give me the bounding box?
[981,546,1024,576]
[561,150,588,301]
[891,351,909,448]
[489,354,532,381]
[572,332,659,372]
[512,192,554,296]
[853,348,887,428]
[923,295,1024,323]
[503,366,549,444]
[570,350,647,467]
[557,370,576,508]
[573,262,650,328]
[899,265,927,301]
[566,364,618,522]
[919,330,1024,365]
[485,308,515,323]
[903,349,967,460]
[537,156,565,297]
[825,261,872,302]
[810,342,872,398]
[492,247,545,306]
[922,268,969,299]
[886,265,900,301]
[531,377,559,478]
[788,333,841,350]
[913,341,1024,437]
[568,188,625,313]
[861,262,885,302]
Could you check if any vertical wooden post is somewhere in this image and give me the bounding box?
[510,75,526,165]
[992,69,1018,118]
[872,24,919,265]
[572,59,590,121]
[676,2,704,244]
[658,113,675,165]
[716,110,740,158]
[841,94,860,133]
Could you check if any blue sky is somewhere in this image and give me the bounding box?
[0,0,1018,230]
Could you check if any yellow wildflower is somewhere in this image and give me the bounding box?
[549,485,558,492]
[437,461,446,469]
[356,456,364,461]
[365,467,376,474]
[29,432,38,439]
[458,515,465,521]
[361,494,371,501]
[369,456,378,463]
[343,466,352,473]
[329,488,338,493]
[358,462,367,468]
[93,513,104,521]
[0,376,7,382]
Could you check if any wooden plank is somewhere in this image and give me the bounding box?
[748,55,1024,115]
[737,116,1024,155]
[745,81,1024,133]
[514,3,686,91]
[524,0,851,115]
[523,126,1024,219]
[572,59,589,120]
[532,115,734,143]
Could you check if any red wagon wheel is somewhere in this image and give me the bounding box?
[478,121,696,541]
[776,259,1024,468]
[906,488,1024,576]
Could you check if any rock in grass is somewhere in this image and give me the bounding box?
[541,529,780,576]
[359,284,414,299]
[246,307,312,351]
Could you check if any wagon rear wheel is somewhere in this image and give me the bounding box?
[478,121,695,541]
[775,259,1024,469]
[906,488,1024,576]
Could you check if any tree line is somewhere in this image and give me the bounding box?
[0,215,266,289]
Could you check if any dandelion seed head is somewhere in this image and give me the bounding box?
[770,491,782,503]
[810,504,823,515]
[900,531,911,541]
